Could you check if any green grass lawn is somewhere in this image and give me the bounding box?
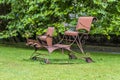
[0,44,120,80]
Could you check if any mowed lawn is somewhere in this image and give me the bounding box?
[0,44,120,80]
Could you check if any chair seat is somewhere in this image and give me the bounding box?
[54,44,70,48]
[64,31,79,36]
[43,44,71,53]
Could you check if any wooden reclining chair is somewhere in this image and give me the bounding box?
[26,27,54,59]
[63,16,97,54]
[37,27,72,54]
[26,27,73,59]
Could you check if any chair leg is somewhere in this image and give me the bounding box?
[30,51,36,59]
[76,41,85,54]
[68,52,77,59]
[30,47,39,59]
[62,48,64,54]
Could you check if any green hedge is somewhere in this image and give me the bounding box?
[0,0,120,39]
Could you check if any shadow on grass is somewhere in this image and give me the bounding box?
[22,58,88,65]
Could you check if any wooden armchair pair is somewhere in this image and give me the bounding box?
[26,16,96,61]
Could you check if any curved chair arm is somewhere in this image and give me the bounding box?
[46,34,53,38]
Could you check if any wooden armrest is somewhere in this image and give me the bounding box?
[46,35,52,38]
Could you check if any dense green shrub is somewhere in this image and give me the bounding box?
[0,0,120,39]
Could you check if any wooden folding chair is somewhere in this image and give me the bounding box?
[63,16,97,54]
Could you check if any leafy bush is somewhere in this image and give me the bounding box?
[0,0,120,39]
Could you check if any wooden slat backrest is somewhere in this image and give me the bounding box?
[46,27,54,46]
[76,17,95,32]
[46,27,54,37]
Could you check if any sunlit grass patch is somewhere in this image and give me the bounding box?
[0,45,120,80]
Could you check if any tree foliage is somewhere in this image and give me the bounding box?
[0,0,120,39]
